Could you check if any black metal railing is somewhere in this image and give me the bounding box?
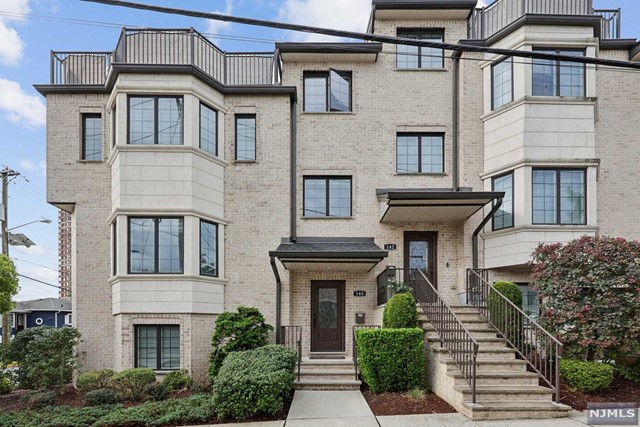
[352,325,380,381]
[51,27,281,86]
[280,325,302,381]
[467,268,562,402]
[468,0,621,41]
[376,269,393,306]
[379,267,479,403]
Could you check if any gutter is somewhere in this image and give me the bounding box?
[472,197,503,269]
[290,98,297,243]
[452,50,462,191]
[270,256,282,344]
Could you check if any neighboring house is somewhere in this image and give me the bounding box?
[35,0,640,381]
[0,298,72,341]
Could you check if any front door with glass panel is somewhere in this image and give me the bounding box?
[404,232,437,302]
[310,281,345,352]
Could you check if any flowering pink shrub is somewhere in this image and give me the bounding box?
[531,236,640,361]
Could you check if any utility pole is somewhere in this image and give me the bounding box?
[1,167,20,347]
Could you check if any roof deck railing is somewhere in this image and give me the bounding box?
[50,27,281,87]
[468,0,621,41]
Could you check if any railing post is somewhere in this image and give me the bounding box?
[190,27,195,67]
[472,344,478,404]
[50,50,55,84]
[555,342,562,403]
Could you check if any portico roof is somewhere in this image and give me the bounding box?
[376,188,504,224]
[269,237,388,272]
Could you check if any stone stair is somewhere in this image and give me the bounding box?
[294,358,361,390]
[420,305,571,420]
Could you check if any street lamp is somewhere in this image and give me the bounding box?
[8,218,52,232]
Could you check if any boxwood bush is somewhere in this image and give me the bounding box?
[85,388,119,406]
[560,359,614,392]
[356,328,425,393]
[76,369,115,393]
[163,369,192,391]
[213,345,296,420]
[110,368,156,401]
[382,293,418,329]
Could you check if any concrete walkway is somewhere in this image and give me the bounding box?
[190,392,634,427]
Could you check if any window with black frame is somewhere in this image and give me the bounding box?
[200,220,217,277]
[492,57,513,110]
[128,96,184,145]
[128,217,184,274]
[492,172,513,230]
[303,177,352,217]
[235,115,256,161]
[303,70,351,112]
[396,133,444,174]
[532,169,586,225]
[82,114,102,161]
[135,325,180,371]
[200,103,217,156]
[532,49,585,97]
[396,30,444,69]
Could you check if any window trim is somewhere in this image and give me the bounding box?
[531,168,587,225]
[396,28,445,69]
[303,70,353,112]
[491,57,514,110]
[134,325,180,371]
[234,114,257,162]
[492,171,514,231]
[199,101,218,157]
[126,95,185,145]
[532,48,586,97]
[127,216,185,275]
[303,176,353,218]
[111,106,116,148]
[81,113,102,161]
[396,133,445,174]
[199,220,218,278]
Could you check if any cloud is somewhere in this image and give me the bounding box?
[12,245,56,256]
[0,78,46,128]
[0,0,31,66]
[477,0,490,6]
[20,159,46,176]
[278,0,371,42]
[204,0,234,37]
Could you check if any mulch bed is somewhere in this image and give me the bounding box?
[560,375,640,410]
[362,390,456,416]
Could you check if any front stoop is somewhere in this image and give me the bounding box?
[421,305,571,421]
[295,359,361,391]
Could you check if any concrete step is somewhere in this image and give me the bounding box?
[463,401,571,421]
[419,312,485,323]
[447,371,541,387]
[443,358,528,373]
[448,305,482,314]
[426,336,508,349]
[433,346,515,360]
[299,360,354,372]
[299,369,357,380]
[455,385,555,402]
[294,378,361,391]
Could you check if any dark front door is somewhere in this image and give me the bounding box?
[311,280,345,352]
[404,232,437,302]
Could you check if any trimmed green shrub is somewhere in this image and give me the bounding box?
[85,388,119,406]
[0,374,13,394]
[110,368,156,401]
[488,281,523,344]
[76,369,115,393]
[25,390,57,410]
[560,359,614,392]
[213,345,296,420]
[0,404,119,427]
[209,306,274,379]
[144,382,168,401]
[356,328,425,393]
[163,369,192,391]
[382,293,418,329]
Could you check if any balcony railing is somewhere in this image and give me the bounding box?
[50,28,281,87]
[468,0,621,41]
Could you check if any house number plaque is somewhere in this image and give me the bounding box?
[353,291,367,297]
[384,244,397,250]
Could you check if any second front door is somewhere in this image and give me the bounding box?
[310,280,345,352]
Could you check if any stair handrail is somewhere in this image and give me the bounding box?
[280,325,302,381]
[410,268,479,404]
[466,268,563,402]
[352,325,380,381]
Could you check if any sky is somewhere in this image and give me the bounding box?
[0,0,638,301]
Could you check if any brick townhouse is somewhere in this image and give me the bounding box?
[36,0,640,396]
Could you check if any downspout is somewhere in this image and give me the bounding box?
[452,50,462,191]
[55,310,61,327]
[472,197,503,269]
[270,256,282,344]
[290,97,297,243]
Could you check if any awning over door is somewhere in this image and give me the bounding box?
[376,188,504,224]
[269,237,388,272]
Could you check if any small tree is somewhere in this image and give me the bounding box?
[209,306,273,379]
[0,254,19,349]
[531,236,640,361]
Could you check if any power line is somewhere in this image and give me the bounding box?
[12,257,58,272]
[17,273,61,289]
[82,0,640,70]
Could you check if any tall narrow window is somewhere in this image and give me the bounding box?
[303,177,352,217]
[112,221,117,276]
[492,172,514,230]
[111,106,116,148]
[200,103,217,156]
[492,57,513,109]
[303,70,352,112]
[200,221,218,277]
[135,325,180,371]
[397,134,444,174]
[397,30,444,69]
[532,169,586,225]
[532,49,585,97]
[128,217,184,274]
[82,114,102,160]
[128,96,184,145]
[235,115,256,161]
